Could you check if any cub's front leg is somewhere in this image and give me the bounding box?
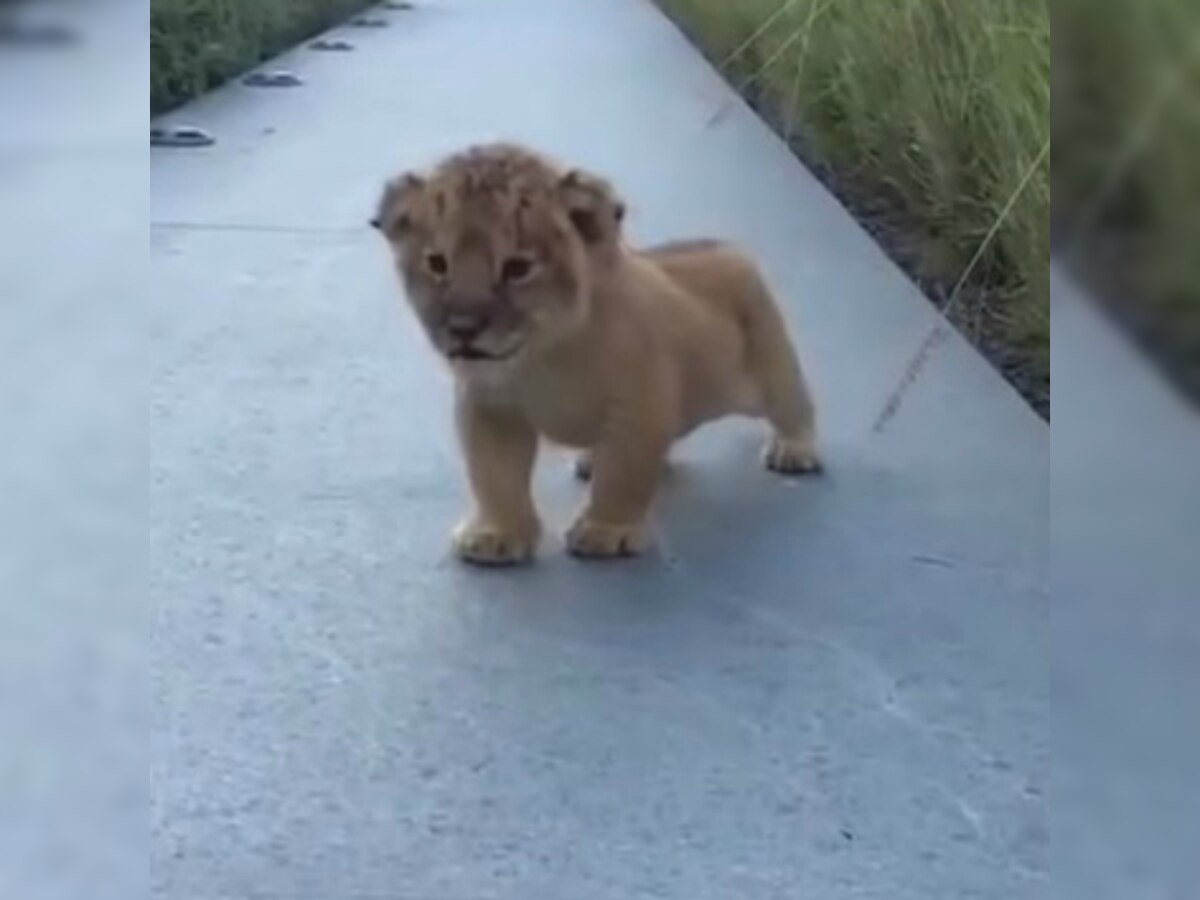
[453,391,540,566]
[566,429,670,559]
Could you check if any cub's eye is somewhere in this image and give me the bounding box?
[425,252,449,277]
[500,256,535,283]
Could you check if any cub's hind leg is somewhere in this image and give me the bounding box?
[743,277,820,475]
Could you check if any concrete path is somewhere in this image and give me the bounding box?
[1051,267,1200,900]
[2,2,145,899]
[151,1,1049,897]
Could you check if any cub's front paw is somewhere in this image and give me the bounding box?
[763,434,821,476]
[452,519,538,566]
[565,517,648,559]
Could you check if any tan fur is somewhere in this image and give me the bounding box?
[374,143,818,564]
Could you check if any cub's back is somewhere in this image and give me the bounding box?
[640,239,766,327]
[637,239,770,425]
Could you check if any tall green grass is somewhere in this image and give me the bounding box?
[1055,0,1200,397]
[151,0,372,113]
[659,0,1050,406]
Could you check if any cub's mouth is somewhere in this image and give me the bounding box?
[448,346,493,361]
[446,343,521,363]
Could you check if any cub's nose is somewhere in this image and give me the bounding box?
[445,312,488,343]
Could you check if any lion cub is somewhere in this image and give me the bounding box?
[373,143,819,564]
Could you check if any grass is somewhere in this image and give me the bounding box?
[1054,0,1200,400]
[658,0,1051,413]
[151,0,375,113]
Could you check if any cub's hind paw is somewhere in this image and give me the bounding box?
[572,452,594,482]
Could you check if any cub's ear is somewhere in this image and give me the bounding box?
[370,172,424,235]
[558,168,625,244]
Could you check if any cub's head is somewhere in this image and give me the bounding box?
[372,143,624,373]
